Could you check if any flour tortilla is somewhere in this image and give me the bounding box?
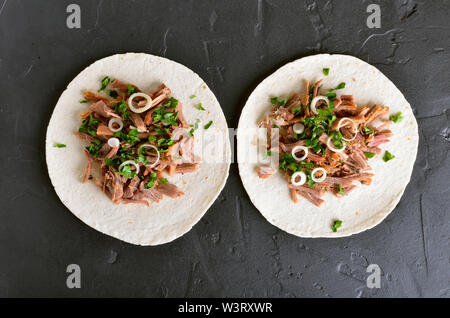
[46,53,231,245]
[237,54,418,237]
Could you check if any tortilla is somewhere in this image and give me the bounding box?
[46,53,231,246]
[237,54,418,237]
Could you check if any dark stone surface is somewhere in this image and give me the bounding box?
[0,0,449,297]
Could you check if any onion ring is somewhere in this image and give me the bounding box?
[337,117,357,142]
[293,123,305,134]
[108,118,123,132]
[107,138,120,148]
[128,92,154,113]
[310,96,330,115]
[138,144,160,168]
[292,145,308,161]
[291,172,306,186]
[311,167,327,183]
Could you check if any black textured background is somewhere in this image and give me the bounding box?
[0,0,449,297]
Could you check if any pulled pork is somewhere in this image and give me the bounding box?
[257,79,393,207]
[75,77,200,205]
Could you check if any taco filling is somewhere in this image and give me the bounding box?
[74,77,200,206]
[257,78,399,207]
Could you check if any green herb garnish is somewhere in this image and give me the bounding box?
[80,100,89,104]
[86,139,102,157]
[363,126,374,135]
[190,95,196,99]
[337,185,345,195]
[329,82,346,92]
[389,112,403,123]
[204,121,213,130]
[331,220,342,232]
[382,150,395,162]
[364,152,375,159]
[54,143,66,148]
[270,96,289,107]
[323,68,330,76]
[164,97,179,109]
[99,76,110,91]
[195,103,205,111]
[127,84,138,96]
[118,164,137,179]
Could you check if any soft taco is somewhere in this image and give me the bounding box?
[46,53,231,245]
[237,54,418,237]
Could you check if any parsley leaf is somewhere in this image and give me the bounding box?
[195,103,205,111]
[331,220,342,232]
[329,82,346,92]
[270,96,289,107]
[54,143,66,148]
[164,97,179,109]
[127,84,138,96]
[323,68,330,76]
[204,121,213,130]
[190,95,196,99]
[337,185,345,195]
[389,112,404,123]
[363,126,374,135]
[118,164,137,179]
[382,150,395,162]
[98,76,110,91]
[364,152,375,159]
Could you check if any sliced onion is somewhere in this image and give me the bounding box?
[107,138,120,148]
[337,117,357,141]
[291,172,306,186]
[118,160,140,176]
[292,145,308,161]
[128,93,153,113]
[311,168,327,183]
[293,123,305,134]
[138,144,160,168]
[108,118,123,132]
[310,96,330,115]
[327,137,346,153]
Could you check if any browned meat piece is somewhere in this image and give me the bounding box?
[130,113,147,132]
[133,182,163,202]
[96,123,114,137]
[365,105,389,124]
[104,170,124,203]
[89,100,120,119]
[175,163,199,174]
[73,131,95,143]
[256,166,274,179]
[156,183,184,198]
[82,150,93,184]
[123,176,140,199]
